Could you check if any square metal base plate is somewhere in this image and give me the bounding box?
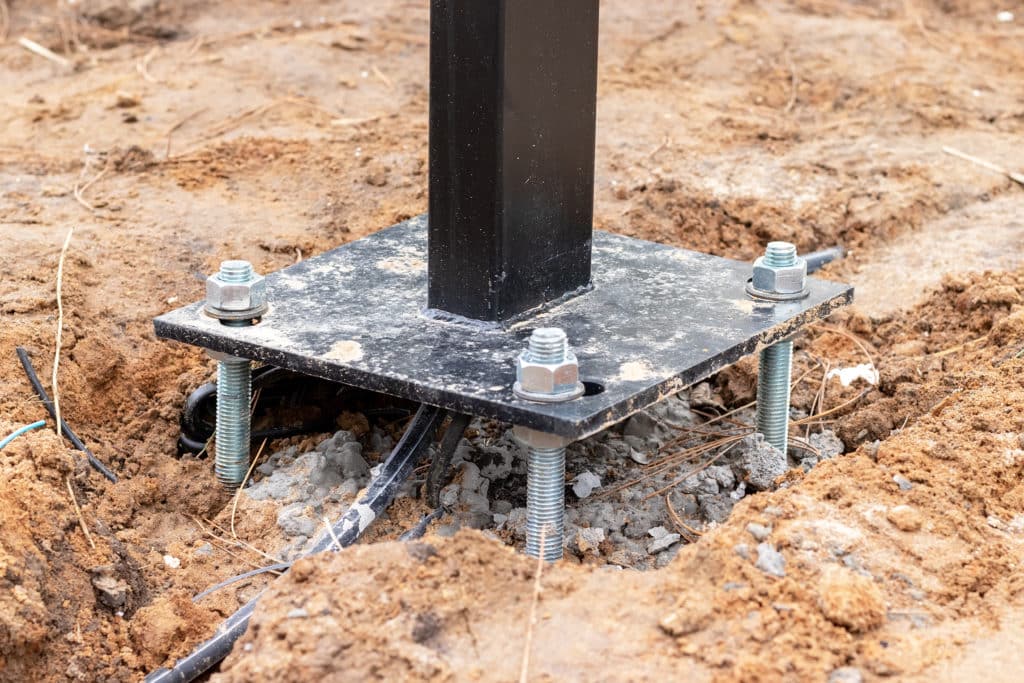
[155,216,852,439]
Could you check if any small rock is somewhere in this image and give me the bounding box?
[277,503,317,538]
[286,608,309,619]
[648,533,681,554]
[90,567,128,610]
[886,505,922,532]
[809,430,844,459]
[817,566,886,633]
[628,447,652,465]
[733,543,750,559]
[647,526,670,540]
[460,489,490,513]
[162,554,180,569]
[706,465,736,490]
[755,543,786,577]
[827,667,864,683]
[193,543,213,557]
[745,522,772,541]
[623,412,670,444]
[576,527,606,555]
[736,434,788,490]
[114,92,139,108]
[893,474,913,491]
[439,484,460,508]
[699,493,735,523]
[505,508,528,539]
[572,471,602,499]
[607,548,646,568]
[658,607,709,636]
[457,462,484,493]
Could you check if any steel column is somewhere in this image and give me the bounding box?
[428,0,600,322]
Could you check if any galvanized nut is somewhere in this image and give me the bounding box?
[747,256,808,301]
[514,351,583,401]
[205,270,268,320]
[513,425,573,450]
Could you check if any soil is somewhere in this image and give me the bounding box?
[1,0,1023,681]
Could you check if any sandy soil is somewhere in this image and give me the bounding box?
[1,0,1023,681]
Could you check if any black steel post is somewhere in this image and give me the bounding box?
[428,0,600,323]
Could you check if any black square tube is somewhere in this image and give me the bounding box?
[428,0,600,322]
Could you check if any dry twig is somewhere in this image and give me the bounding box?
[18,36,70,66]
[164,108,209,159]
[137,47,161,83]
[193,515,280,565]
[66,476,96,550]
[783,50,798,113]
[230,437,268,539]
[942,146,1024,186]
[53,228,73,439]
[73,165,109,212]
[518,526,547,683]
[0,1,10,42]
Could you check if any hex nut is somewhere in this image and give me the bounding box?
[514,351,584,402]
[513,425,573,450]
[205,273,267,316]
[751,256,807,295]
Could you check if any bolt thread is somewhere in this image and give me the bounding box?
[525,446,565,562]
[527,328,568,364]
[215,359,251,490]
[756,340,793,454]
[763,242,797,267]
[218,260,255,283]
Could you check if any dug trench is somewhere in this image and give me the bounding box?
[5,264,1024,682]
[2,0,1024,681]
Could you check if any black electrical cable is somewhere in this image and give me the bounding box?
[804,246,845,274]
[398,507,446,541]
[146,403,447,683]
[177,367,414,456]
[425,412,471,507]
[15,346,118,483]
[194,505,448,603]
[192,562,292,603]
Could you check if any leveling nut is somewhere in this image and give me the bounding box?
[513,425,573,450]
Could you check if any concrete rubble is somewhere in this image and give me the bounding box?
[242,384,850,570]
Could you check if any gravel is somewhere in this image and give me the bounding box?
[828,667,864,683]
[238,385,850,571]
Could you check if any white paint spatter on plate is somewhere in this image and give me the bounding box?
[324,339,364,362]
[731,298,755,314]
[376,256,426,274]
[614,360,658,382]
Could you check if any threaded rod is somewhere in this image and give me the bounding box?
[215,358,251,490]
[527,328,568,364]
[525,446,565,562]
[756,340,793,454]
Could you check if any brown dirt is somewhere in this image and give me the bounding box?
[1,0,1023,681]
[216,271,1024,682]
